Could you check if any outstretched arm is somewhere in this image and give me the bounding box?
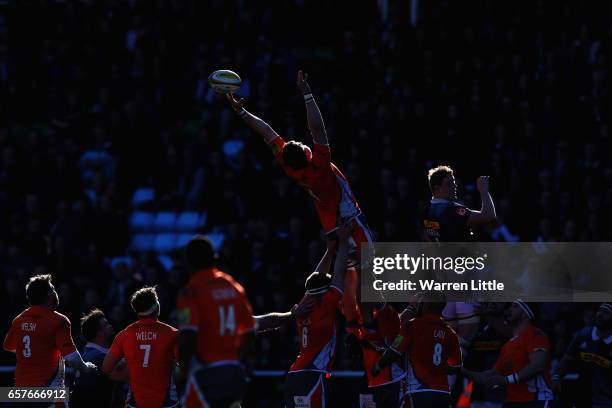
[226,93,280,144]
[296,70,328,145]
[255,296,316,333]
[468,176,496,227]
[330,222,352,291]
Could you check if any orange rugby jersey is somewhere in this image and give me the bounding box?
[3,306,77,386]
[493,324,553,403]
[359,304,405,387]
[108,318,178,408]
[176,267,255,363]
[391,313,462,393]
[290,286,342,373]
[269,136,361,233]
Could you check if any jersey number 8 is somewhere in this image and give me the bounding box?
[432,342,443,366]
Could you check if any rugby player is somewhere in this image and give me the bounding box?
[285,222,351,408]
[177,235,256,407]
[72,308,127,407]
[357,303,405,407]
[463,303,511,408]
[102,287,179,408]
[372,291,462,408]
[422,165,497,358]
[462,300,553,408]
[226,71,373,326]
[3,274,96,407]
[553,303,612,407]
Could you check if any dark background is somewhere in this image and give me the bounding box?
[0,0,610,406]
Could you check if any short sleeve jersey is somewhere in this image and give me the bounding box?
[565,326,612,406]
[108,318,178,408]
[290,286,342,373]
[359,304,405,387]
[3,306,76,386]
[176,267,255,363]
[493,324,553,403]
[422,198,473,242]
[391,313,462,393]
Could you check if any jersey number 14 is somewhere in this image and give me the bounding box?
[218,305,236,336]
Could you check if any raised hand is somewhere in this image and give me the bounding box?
[226,93,245,112]
[296,70,312,95]
[476,176,490,193]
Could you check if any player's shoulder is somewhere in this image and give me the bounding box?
[526,324,548,338]
[50,310,72,327]
[214,270,247,294]
[155,320,178,333]
[118,320,140,335]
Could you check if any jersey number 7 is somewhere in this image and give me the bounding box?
[140,344,151,367]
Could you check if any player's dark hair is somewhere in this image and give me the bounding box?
[282,141,308,170]
[185,235,215,270]
[427,165,454,193]
[305,271,332,294]
[25,274,53,305]
[130,286,159,316]
[80,308,106,341]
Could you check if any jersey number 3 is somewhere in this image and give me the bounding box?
[22,336,32,358]
[218,305,236,336]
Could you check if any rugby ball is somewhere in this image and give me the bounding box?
[208,69,242,93]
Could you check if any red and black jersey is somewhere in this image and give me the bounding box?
[359,304,405,388]
[391,313,462,393]
[290,286,342,373]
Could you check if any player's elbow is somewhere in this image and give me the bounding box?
[100,357,114,375]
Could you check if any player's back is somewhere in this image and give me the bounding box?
[178,267,255,363]
[110,318,178,408]
[398,313,461,393]
[290,286,342,373]
[4,306,76,386]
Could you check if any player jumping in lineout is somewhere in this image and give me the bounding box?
[226,70,373,327]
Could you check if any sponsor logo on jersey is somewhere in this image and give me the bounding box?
[580,352,612,368]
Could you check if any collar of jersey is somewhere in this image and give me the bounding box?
[194,267,219,280]
[591,327,612,344]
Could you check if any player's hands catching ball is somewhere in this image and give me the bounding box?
[226,93,245,113]
[296,70,311,95]
[476,176,490,193]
